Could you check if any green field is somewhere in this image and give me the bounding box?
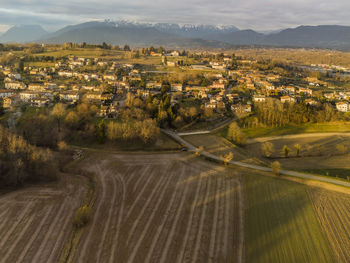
[244,173,334,263]
[241,122,350,138]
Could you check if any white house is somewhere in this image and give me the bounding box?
[336,102,350,112]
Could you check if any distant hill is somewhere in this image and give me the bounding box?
[0,25,48,43]
[6,21,348,51]
[153,23,239,40]
[263,25,350,49]
[40,21,233,49]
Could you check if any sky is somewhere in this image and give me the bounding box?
[0,0,350,33]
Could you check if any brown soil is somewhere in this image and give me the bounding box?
[73,152,243,263]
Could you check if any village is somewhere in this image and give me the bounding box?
[1,46,350,121]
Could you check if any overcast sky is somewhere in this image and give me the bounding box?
[1,0,350,32]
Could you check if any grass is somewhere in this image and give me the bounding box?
[297,168,350,180]
[244,173,334,263]
[241,122,350,138]
[70,132,181,152]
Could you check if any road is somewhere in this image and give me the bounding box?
[163,130,350,188]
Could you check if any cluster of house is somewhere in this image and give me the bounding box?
[1,56,350,117]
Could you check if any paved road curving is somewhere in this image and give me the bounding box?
[162,129,350,188]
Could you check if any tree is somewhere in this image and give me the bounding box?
[0,99,4,116]
[283,145,290,158]
[223,152,233,165]
[51,103,66,132]
[261,142,274,158]
[271,161,281,176]
[123,44,131,51]
[96,120,107,143]
[73,205,91,228]
[227,122,247,145]
[294,144,301,157]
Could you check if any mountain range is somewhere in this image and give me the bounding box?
[2,21,350,50]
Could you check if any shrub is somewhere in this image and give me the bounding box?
[57,141,68,151]
[73,205,92,228]
[336,144,347,155]
[261,142,274,158]
[283,145,290,158]
[294,144,301,157]
[271,161,281,176]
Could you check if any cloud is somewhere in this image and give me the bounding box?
[1,0,350,31]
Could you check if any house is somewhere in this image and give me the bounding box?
[336,102,350,112]
[19,91,39,102]
[298,87,313,96]
[167,61,177,67]
[146,82,162,89]
[305,99,318,106]
[31,98,49,107]
[211,82,226,90]
[3,95,19,108]
[205,102,217,109]
[60,91,80,102]
[253,95,266,102]
[28,84,46,92]
[5,81,26,90]
[231,104,252,113]
[171,84,183,92]
[0,89,14,98]
[280,96,295,104]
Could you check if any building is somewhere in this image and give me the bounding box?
[60,91,80,102]
[336,102,350,112]
[171,84,183,92]
[253,95,266,102]
[5,81,26,90]
[19,91,39,102]
[280,96,296,104]
[0,89,14,98]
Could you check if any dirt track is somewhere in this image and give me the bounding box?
[73,152,243,263]
[0,174,87,263]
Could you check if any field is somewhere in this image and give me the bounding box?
[0,174,87,263]
[308,188,350,262]
[244,133,350,171]
[241,122,350,138]
[72,152,243,262]
[244,174,334,263]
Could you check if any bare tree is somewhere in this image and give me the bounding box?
[261,142,274,158]
[271,161,281,176]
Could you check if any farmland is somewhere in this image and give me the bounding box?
[244,133,350,171]
[72,152,243,263]
[308,188,350,262]
[244,174,334,263]
[0,174,87,263]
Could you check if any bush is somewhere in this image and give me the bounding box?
[271,161,281,176]
[57,141,68,151]
[261,142,274,158]
[283,145,290,158]
[73,205,92,228]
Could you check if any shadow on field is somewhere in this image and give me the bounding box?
[244,174,332,263]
